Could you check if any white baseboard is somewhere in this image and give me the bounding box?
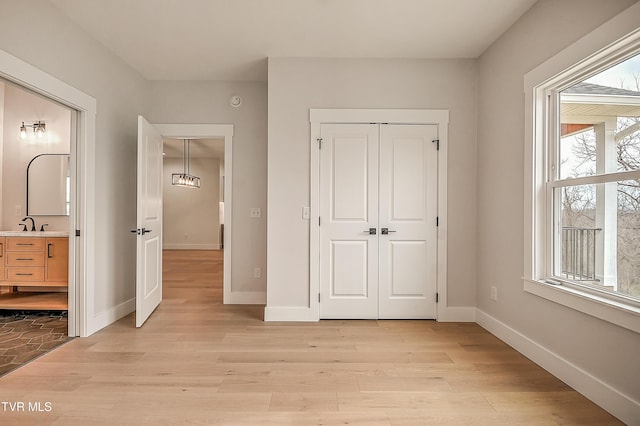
[224,291,266,305]
[476,309,640,425]
[86,297,135,336]
[264,306,318,322]
[163,243,220,250]
[438,306,476,322]
[264,305,475,322]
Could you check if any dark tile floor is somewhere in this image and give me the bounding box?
[0,311,71,376]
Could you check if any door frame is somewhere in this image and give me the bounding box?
[0,48,96,337]
[153,123,235,303]
[310,109,450,321]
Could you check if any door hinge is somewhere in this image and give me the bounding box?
[436,293,439,303]
[75,229,81,237]
[317,138,323,149]
[319,217,321,226]
[436,216,439,227]
[318,293,321,303]
[432,139,440,150]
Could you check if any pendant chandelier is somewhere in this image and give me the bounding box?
[172,139,200,188]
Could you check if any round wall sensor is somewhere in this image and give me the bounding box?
[230,96,242,108]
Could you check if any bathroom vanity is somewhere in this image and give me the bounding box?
[0,232,69,310]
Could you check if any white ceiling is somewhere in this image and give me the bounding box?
[163,138,224,160]
[49,0,537,81]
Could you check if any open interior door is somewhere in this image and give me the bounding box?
[135,116,163,327]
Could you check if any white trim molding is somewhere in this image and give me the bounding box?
[87,298,136,337]
[152,124,244,305]
[225,291,266,305]
[477,309,640,425]
[437,307,476,322]
[163,244,221,250]
[305,108,450,322]
[264,306,317,322]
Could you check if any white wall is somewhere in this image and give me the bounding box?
[477,0,640,418]
[0,0,148,329]
[147,81,267,296]
[1,82,71,232]
[163,157,221,249]
[267,58,478,310]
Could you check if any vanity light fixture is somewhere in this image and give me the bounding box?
[19,121,46,140]
[172,139,201,189]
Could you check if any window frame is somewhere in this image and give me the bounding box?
[524,20,640,334]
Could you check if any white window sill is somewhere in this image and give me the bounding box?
[523,279,640,334]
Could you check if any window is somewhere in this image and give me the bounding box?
[524,27,640,333]
[553,54,640,301]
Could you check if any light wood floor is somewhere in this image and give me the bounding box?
[0,250,622,425]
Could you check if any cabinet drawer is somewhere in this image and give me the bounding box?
[6,238,46,251]
[6,252,45,267]
[6,267,45,281]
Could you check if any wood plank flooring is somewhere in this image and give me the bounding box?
[0,250,622,425]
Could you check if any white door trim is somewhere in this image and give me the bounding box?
[0,48,96,337]
[310,109,450,321]
[152,123,242,304]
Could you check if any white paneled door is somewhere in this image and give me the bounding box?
[135,116,163,327]
[320,124,380,318]
[319,124,438,319]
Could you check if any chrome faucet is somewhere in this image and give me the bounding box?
[21,216,36,232]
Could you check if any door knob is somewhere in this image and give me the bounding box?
[381,228,396,235]
[363,228,376,235]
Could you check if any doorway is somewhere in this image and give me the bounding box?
[309,109,450,321]
[319,123,438,319]
[162,138,225,251]
[0,77,77,370]
[161,138,225,308]
[1,48,97,337]
[135,121,234,327]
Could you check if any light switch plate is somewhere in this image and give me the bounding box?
[302,207,310,219]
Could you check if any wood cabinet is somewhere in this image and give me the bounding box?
[0,236,69,310]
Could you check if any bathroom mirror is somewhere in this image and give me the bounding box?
[26,154,70,216]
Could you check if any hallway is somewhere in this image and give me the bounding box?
[0,250,621,425]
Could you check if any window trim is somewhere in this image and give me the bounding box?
[523,6,640,334]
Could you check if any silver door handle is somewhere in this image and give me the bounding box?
[381,228,396,235]
[363,228,376,235]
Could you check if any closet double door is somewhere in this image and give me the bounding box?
[319,123,438,319]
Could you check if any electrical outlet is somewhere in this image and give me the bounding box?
[250,208,261,218]
[253,267,262,279]
[183,234,189,240]
[490,286,498,301]
[15,205,22,217]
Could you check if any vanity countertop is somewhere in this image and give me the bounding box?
[0,231,70,237]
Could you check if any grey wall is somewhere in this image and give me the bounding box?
[477,0,640,404]
[267,58,478,309]
[147,81,267,294]
[0,0,148,320]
